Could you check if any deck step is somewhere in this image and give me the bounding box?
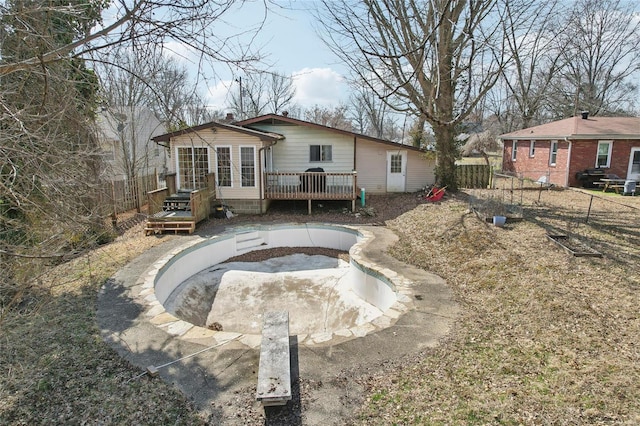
[144,220,196,235]
[236,231,265,251]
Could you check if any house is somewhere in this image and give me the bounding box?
[500,113,640,187]
[96,107,167,182]
[96,107,168,212]
[151,113,436,214]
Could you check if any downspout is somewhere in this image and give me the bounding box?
[258,140,278,209]
[353,136,357,202]
[564,137,572,187]
[353,136,357,171]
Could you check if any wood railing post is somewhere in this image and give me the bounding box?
[166,173,177,194]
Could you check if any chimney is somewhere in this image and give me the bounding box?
[282,111,289,117]
[224,113,235,122]
[581,111,589,119]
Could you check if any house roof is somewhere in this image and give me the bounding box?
[499,116,640,140]
[236,113,426,152]
[151,120,284,144]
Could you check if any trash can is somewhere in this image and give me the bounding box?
[624,180,636,196]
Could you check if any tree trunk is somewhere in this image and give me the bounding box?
[433,123,458,191]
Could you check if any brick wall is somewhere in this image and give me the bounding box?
[502,139,570,186]
[569,139,640,186]
[504,138,640,187]
[220,198,271,215]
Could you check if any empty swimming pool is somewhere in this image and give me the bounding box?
[141,224,415,346]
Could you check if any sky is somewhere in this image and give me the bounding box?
[199,1,351,112]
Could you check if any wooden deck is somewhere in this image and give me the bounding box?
[145,174,215,235]
[264,171,357,213]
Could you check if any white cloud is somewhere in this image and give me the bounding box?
[207,79,234,111]
[204,67,349,113]
[292,68,348,108]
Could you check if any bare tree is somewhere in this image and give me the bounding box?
[268,73,297,115]
[303,105,353,130]
[230,72,296,119]
[349,83,401,141]
[0,0,266,314]
[548,0,640,116]
[317,0,508,189]
[496,0,564,129]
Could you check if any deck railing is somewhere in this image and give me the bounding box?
[264,171,357,200]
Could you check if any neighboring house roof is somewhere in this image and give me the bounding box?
[500,116,640,140]
[151,120,284,144]
[236,113,426,152]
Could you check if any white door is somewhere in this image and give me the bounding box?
[628,147,640,181]
[386,150,407,192]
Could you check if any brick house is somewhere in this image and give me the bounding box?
[500,114,640,187]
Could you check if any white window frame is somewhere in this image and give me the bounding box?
[596,140,613,169]
[240,145,257,188]
[176,146,209,190]
[215,145,233,188]
[310,144,333,162]
[549,140,558,166]
[511,141,518,161]
[529,140,535,157]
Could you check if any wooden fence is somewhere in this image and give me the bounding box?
[103,173,159,214]
[456,164,492,189]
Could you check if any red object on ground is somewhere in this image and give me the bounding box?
[425,186,446,202]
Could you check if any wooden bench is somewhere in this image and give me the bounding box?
[609,184,625,194]
[256,311,291,407]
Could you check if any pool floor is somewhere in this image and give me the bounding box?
[163,253,384,335]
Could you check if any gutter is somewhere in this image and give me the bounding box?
[258,139,279,205]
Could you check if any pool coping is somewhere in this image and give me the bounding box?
[133,224,417,349]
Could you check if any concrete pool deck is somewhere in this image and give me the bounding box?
[97,224,459,424]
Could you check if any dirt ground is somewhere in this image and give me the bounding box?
[151,188,640,425]
[2,188,639,425]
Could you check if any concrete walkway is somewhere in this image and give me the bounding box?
[97,224,459,425]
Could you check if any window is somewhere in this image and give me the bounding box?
[216,146,231,187]
[529,140,536,157]
[240,146,256,187]
[177,147,208,189]
[390,153,402,173]
[549,140,558,166]
[310,144,332,162]
[511,141,518,161]
[631,150,640,174]
[596,141,612,168]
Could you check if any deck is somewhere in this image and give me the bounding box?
[145,173,215,235]
[264,171,358,213]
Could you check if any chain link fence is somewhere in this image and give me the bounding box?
[467,172,640,233]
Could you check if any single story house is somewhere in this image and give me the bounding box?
[152,113,435,214]
[500,113,640,187]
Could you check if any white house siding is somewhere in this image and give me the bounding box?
[354,139,388,193]
[250,124,355,173]
[406,151,436,191]
[355,139,435,193]
[170,128,265,199]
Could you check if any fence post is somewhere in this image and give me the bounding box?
[586,195,594,223]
